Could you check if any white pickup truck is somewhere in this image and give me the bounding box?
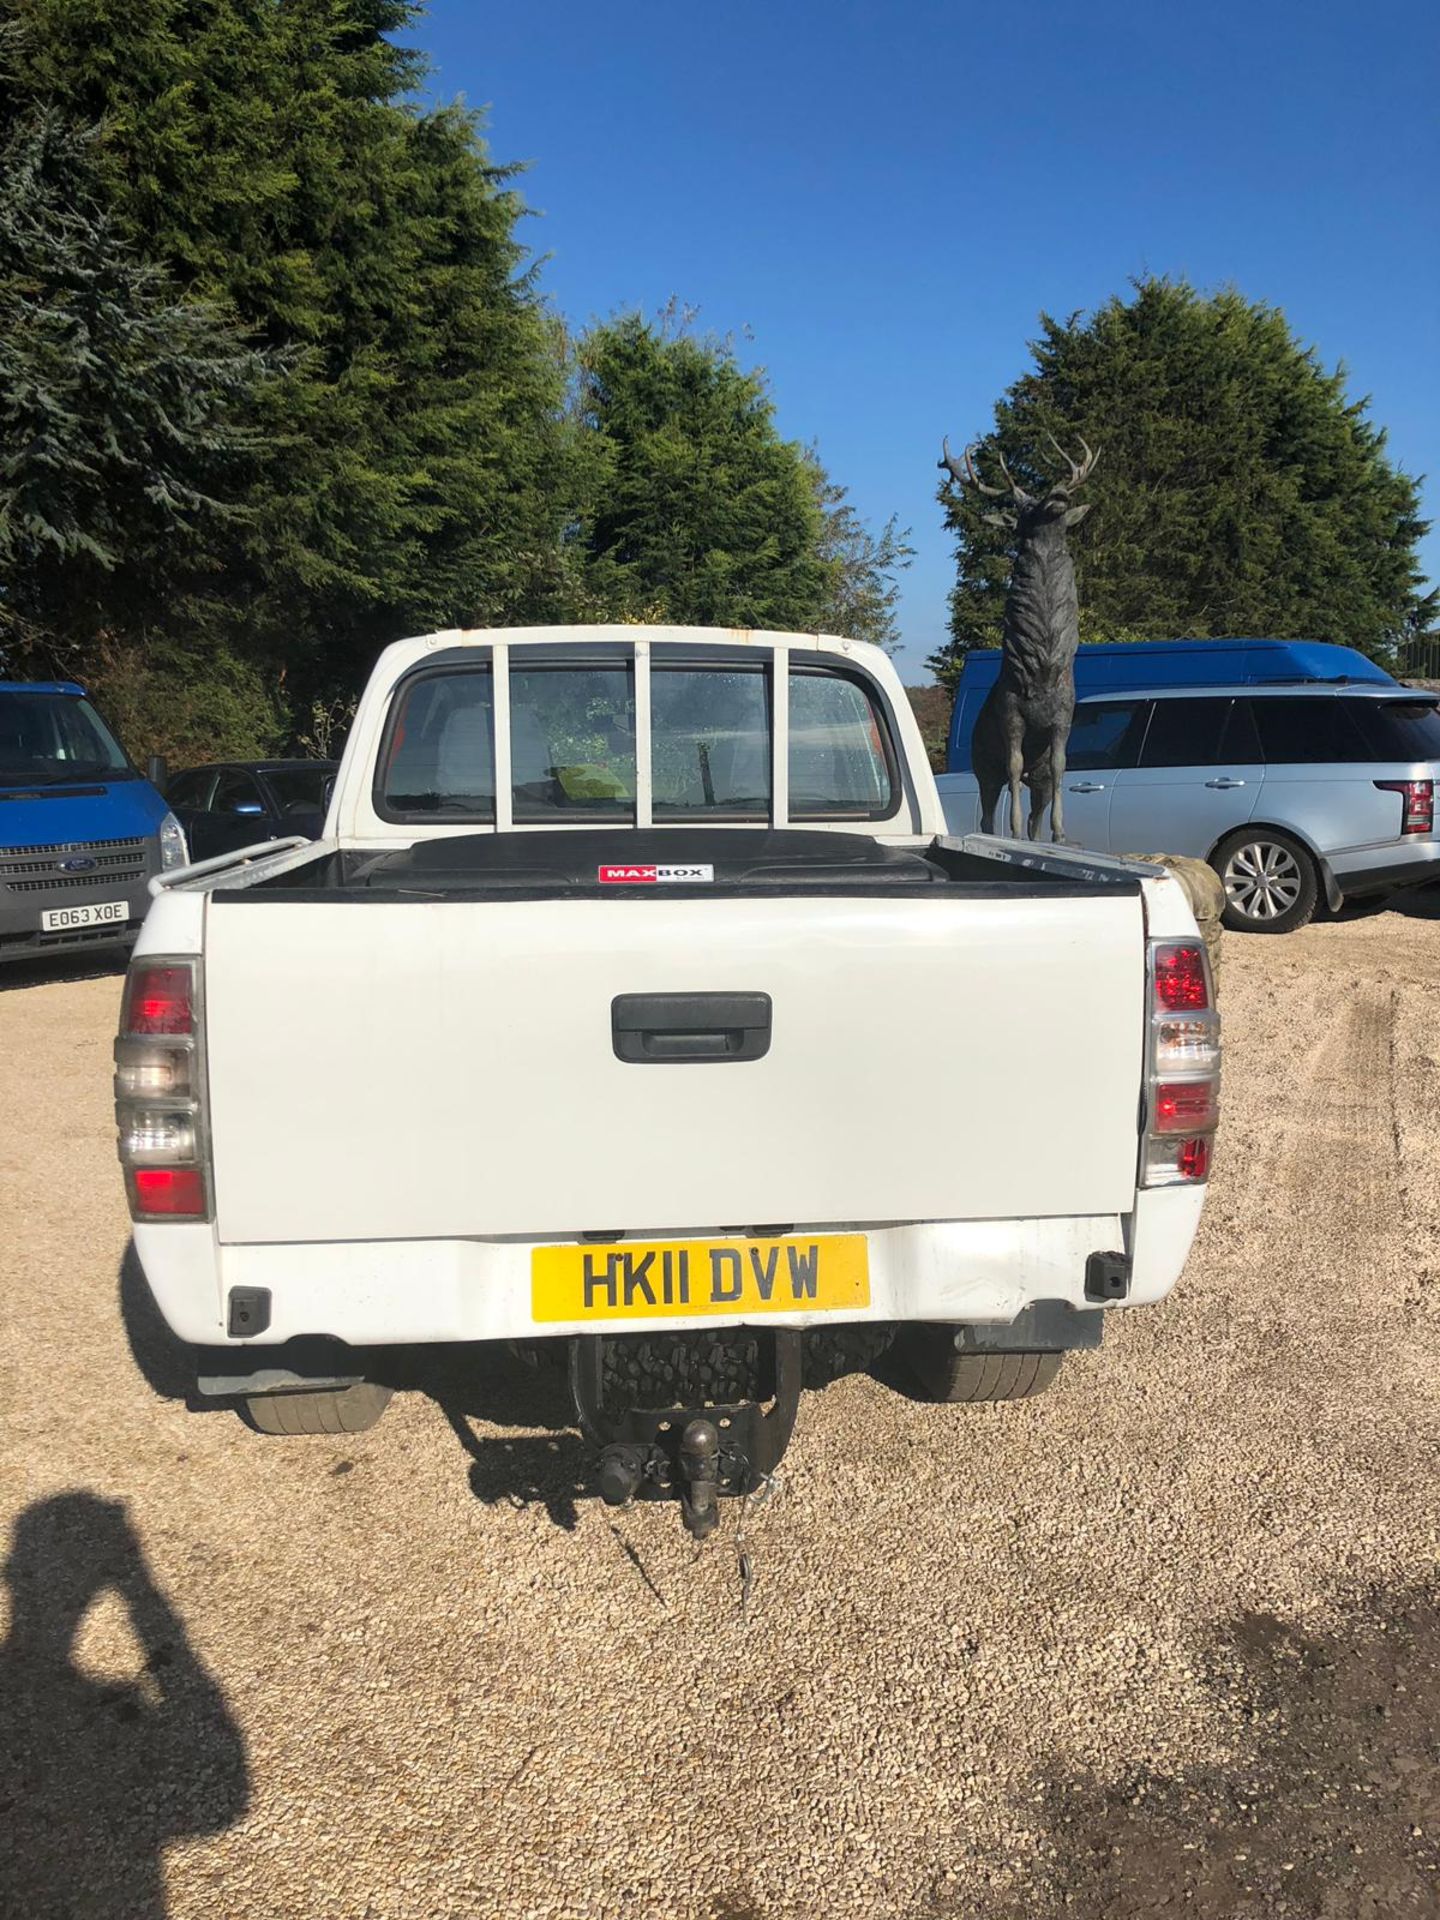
[118,626,1219,1536]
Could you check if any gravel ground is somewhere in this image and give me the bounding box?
[1,901,1438,1920]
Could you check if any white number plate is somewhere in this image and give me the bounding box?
[40,900,129,932]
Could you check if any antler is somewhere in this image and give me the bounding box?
[1043,431,1100,494]
[939,435,1032,504]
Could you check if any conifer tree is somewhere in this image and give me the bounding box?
[934,278,1433,680]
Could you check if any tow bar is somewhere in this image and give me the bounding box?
[569,1328,803,1540]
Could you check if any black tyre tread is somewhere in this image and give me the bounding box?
[904,1337,1062,1404]
[1213,828,1319,936]
[243,1382,392,1435]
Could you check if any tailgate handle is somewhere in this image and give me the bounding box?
[611,992,772,1065]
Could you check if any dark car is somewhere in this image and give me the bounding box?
[165,760,336,863]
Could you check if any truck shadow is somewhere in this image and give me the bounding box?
[407,1344,591,1531]
[118,1244,888,1531]
[118,1240,198,1403]
[949,1576,1440,1919]
[0,1490,249,1920]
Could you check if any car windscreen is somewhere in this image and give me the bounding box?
[0,692,131,783]
[376,657,897,823]
[262,765,332,813]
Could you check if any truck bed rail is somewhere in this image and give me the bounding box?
[148,836,312,897]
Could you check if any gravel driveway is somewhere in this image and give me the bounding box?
[1,903,1437,1919]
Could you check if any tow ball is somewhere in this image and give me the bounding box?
[570,1329,803,1540]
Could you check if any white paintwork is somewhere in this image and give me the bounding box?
[136,1186,1203,1347]
[203,889,1145,1243]
[129,625,1213,1357]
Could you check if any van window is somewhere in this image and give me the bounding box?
[1067,701,1149,771]
[0,691,130,781]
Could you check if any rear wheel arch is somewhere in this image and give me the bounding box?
[1210,823,1322,933]
[1206,816,1341,909]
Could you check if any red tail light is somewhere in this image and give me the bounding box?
[130,1167,206,1217]
[123,963,194,1036]
[1154,1080,1219,1133]
[1176,1138,1211,1181]
[1153,943,1209,1012]
[1143,938,1220,1187]
[116,955,210,1222]
[1374,779,1433,836]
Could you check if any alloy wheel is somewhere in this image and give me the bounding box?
[1222,839,1303,922]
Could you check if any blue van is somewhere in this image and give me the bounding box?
[0,681,188,965]
[944,638,1393,776]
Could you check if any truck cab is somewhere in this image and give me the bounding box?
[0,680,188,965]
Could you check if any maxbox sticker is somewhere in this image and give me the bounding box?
[597,864,715,884]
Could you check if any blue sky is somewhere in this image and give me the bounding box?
[420,0,1438,681]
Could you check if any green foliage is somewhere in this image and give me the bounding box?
[571,314,829,630]
[932,278,1434,684]
[809,468,913,652]
[0,7,911,754]
[0,111,279,675]
[0,0,567,736]
[568,314,910,648]
[903,683,951,772]
[82,632,288,768]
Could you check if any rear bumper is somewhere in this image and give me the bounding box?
[134,1188,1207,1350]
[1326,838,1440,897]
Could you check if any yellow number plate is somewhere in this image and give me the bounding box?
[531,1235,870,1324]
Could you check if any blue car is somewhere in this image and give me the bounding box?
[0,680,188,965]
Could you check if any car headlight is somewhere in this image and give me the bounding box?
[158,811,189,870]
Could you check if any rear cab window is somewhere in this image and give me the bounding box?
[376,651,898,825]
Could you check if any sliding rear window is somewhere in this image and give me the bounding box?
[376,656,898,823]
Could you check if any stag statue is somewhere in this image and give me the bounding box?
[939,433,1099,842]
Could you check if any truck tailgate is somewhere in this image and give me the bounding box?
[203,888,1146,1243]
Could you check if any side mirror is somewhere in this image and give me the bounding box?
[233,801,265,817]
[147,754,168,792]
[322,775,336,809]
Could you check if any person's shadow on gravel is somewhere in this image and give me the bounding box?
[0,1492,249,1919]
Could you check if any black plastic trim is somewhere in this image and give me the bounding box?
[612,991,772,1064]
[227,1286,272,1338]
[1084,1251,1132,1303]
[215,877,1139,905]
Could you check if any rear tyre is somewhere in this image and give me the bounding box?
[242,1382,392,1435]
[900,1333,1062,1404]
[1213,828,1318,934]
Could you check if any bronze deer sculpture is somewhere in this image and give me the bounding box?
[939,433,1099,842]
